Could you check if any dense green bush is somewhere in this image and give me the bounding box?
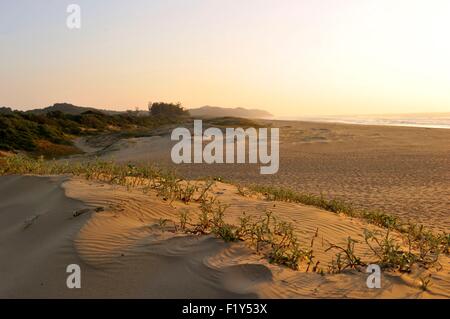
[0,106,189,156]
[149,102,190,118]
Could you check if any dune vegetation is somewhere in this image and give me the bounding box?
[0,103,265,159]
[1,154,447,284]
[0,102,190,158]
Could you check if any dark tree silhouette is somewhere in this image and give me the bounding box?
[148,102,190,118]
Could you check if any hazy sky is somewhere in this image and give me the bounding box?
[1,0,450,116]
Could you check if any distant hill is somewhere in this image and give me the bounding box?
[188,106,273,119]
[27,103,122,116]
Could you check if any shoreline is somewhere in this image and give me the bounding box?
[273,118,450,130]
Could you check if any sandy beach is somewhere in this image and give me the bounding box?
[1,120,448,298]
[75,120,450,233]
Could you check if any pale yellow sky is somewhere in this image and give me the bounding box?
[1,0,450,116]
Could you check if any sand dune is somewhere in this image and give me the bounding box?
[0,176,89,298]
[1,175,448,298]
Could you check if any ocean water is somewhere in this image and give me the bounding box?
[287,114,450,129]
